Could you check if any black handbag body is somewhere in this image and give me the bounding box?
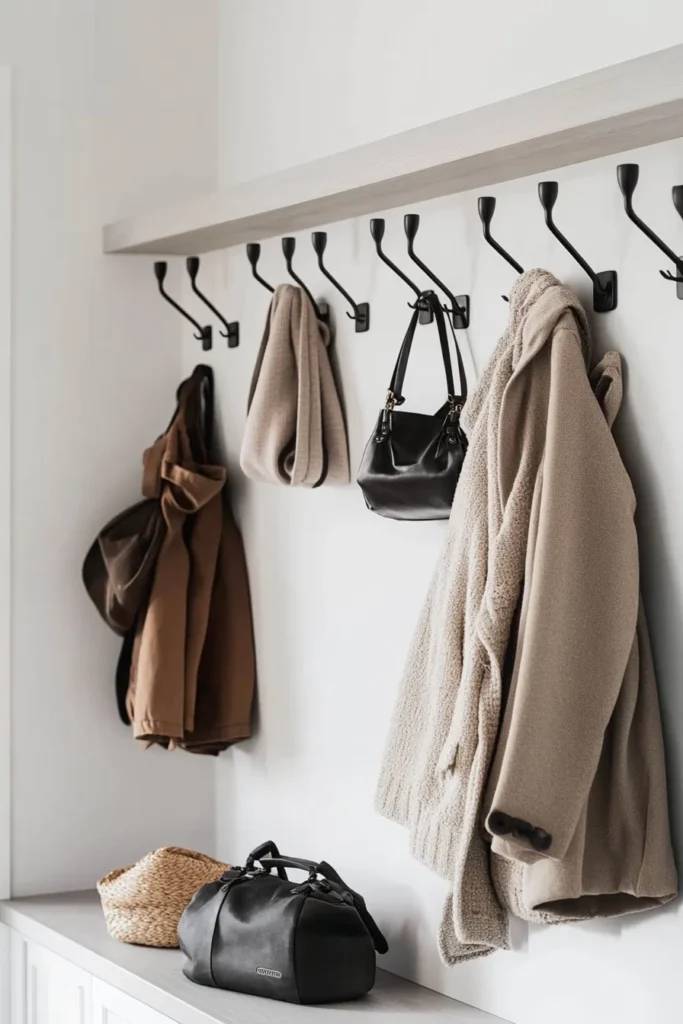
[357,291,468,520]
[179,841,388,1005]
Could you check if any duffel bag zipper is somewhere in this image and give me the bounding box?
[220,868,264,893]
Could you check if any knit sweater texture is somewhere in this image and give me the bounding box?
[375,270,677,963]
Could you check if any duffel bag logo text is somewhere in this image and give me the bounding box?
[256,967,282,979]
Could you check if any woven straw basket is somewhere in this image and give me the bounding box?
[97,847,229,948]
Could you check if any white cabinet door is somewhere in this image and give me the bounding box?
[10,935,90,1024]
[1,924,11,1024]
[7,936,172,1024]
[91,980,173,1024]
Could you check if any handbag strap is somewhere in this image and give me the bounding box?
[445,305,468,407]
[259,856,388,954]
[387,291,467,411]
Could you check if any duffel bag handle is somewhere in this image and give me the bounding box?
[259,855,318,878]
[245,841,289,880]
[260,856,388,955]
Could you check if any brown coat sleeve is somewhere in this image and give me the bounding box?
[485,327,639,863]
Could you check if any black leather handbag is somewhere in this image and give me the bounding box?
[357,291,468,520]
[179,841,388,1005]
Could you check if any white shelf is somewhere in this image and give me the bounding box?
[103,45,683,257]
[1,891,508,1024]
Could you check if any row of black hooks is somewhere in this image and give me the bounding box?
[478,164,683,310]
[154,162,683,349]
[154,258,239,351]
[247,219,469,332]
[247,233,370,331]
[478,185,617,312]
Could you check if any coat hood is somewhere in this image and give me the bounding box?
[462,269,591,437]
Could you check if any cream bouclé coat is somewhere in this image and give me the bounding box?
[375,270,677,963]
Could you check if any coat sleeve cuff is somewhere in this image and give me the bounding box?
[487,809,554,859]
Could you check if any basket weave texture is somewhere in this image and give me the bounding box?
[97,846,229,948]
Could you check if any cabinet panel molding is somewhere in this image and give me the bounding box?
[9,939,90,1024]
[92,980,173,1024]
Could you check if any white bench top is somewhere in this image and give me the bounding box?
[1,891,509,1024]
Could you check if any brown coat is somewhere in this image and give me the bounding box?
[126,366,255,752]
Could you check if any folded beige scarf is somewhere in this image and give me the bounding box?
[240,284,349,486]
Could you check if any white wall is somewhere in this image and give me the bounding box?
[0,0,220,897]
[218,0,683,184]
[0,66,12,903]
[191,6,683,1024]
[194,140,683,1024]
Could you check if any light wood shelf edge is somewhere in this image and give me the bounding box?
[103,45,683,256]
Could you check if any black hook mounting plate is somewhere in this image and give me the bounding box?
[416,304,435,325]
[593,271,618,313]
[354,302,370,333]
[200,325,213,352]
[407,299,436,324]
[226,322,239,348]
[452,296,470,330]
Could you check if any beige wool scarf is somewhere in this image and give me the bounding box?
[240,284,349,486]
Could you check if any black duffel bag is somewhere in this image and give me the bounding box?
[179,841,388,1004]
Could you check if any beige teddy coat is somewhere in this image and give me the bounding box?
[376,270,677,963]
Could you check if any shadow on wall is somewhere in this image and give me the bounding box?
[614,382,683,868]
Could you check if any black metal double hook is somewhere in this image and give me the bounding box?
[246,235,370,331]
[312,232,369,332]
[369,218,433,323]
[477,197,523,301]
[617,164,683,298]
[478,197,524,276]
[187,258,239,347]
[154,261,212,350]
[538,182,617,312]
[246,238,328,319]
[154,259,239,350]
[281,237,329,322]
[403,214,470,329]
[246,243,275,294]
